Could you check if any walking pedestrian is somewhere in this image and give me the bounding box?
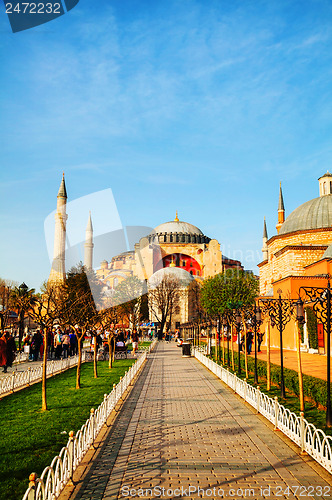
[2,332,17,372]
[62,331,70,359]
[54,328,63,359]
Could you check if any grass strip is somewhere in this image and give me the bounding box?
[0,358,135,500]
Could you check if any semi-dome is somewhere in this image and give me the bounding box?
[279,195,332,235]
[148,267,194,288]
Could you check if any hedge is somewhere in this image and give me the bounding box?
[210,347,328,408]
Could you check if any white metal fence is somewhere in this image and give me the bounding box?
[194,348,332,475]
[0,354,90,397]
[22,340,156,500]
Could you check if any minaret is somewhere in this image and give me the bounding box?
[84,212,94,270]
[49,173,68,283]
[262,217,268,261]
[276,182,285,234]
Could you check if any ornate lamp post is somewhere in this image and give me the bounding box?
[235,310,242,375]
[223,316,230,366]
[260,289,293,399]
[297,280,332,427]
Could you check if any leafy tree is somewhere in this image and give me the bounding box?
[200,269,259,318]
[10,284,38,349]
[200,270,259,368]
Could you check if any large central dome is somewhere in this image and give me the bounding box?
[148,214,210,244]
[279,194,332,235]
[154,220,203,235]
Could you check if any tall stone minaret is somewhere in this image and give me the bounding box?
[276,182,285,234]
[262,217,268,261]
[49,173,68,283]
[84,212,94,270]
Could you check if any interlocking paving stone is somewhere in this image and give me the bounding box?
[68,342,331,500]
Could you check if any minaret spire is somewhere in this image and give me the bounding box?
[276,182,285,234]
[84,211,94,270]
[262,217,268,261]
[49,173,68,283]
[174,210,179,222]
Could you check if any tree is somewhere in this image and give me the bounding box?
[148,274,182,337]
[200,269,259,367]
[113,276,147,331]
[27,283,61,410]
[59,263,103,388]
[10,284,38,349]
[0,279,17,334]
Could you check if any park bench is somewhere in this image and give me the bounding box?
[114,345,128,359]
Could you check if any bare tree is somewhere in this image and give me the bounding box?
[28,283,61,410]
[148,275,182,337]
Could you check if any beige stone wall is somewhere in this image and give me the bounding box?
[203,239,223,277]
[259,228,332,295]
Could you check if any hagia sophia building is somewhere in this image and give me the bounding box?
[48,174,243,329]
[49,172,332,350]
[259,171,332,353]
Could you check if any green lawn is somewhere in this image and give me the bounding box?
[126,340,152,350]
[0,359,135,500]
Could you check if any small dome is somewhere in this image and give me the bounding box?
[148,267,194,289]
[279,195,332,235]
[154,220,203,235]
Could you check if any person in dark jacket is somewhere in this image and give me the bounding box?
[1,332,17,372]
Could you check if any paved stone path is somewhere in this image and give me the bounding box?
[67,343,331,500]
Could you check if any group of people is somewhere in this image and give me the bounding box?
[240,331,264,354]
[0,331,16,373]
[22,327,79,361]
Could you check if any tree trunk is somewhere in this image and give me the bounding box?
[93,338,98,378]
[76,336,82,389]
[41,327,48,411]
[242,313,249,379]
[295,321,305,412]
[231,324,235,371]
[266,320,271,391]
[108,337,113,369]
[222,320,225,365]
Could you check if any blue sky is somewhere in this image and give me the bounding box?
[1,0,332,290]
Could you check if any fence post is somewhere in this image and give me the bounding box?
[27,367,31,386]
[104,394,108,418]
[68,431,75,483]
[90,408,95,443]
[256,386,260,414]
[27,472,37,500]
[300,412,307,455]
[244,379,247,401]
[11,373,15,393]
[274,396,279,431]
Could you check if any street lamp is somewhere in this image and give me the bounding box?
[253,303,262,384]
[223,316,230,366]
[298,280,332,427]
[235,311,242,375]
[260,289,293,399]
[19,282,28,295]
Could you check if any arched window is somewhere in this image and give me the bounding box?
[113,277,118,288]
[324,181,327,194]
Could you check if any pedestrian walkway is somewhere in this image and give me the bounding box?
[63,342,331,500]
